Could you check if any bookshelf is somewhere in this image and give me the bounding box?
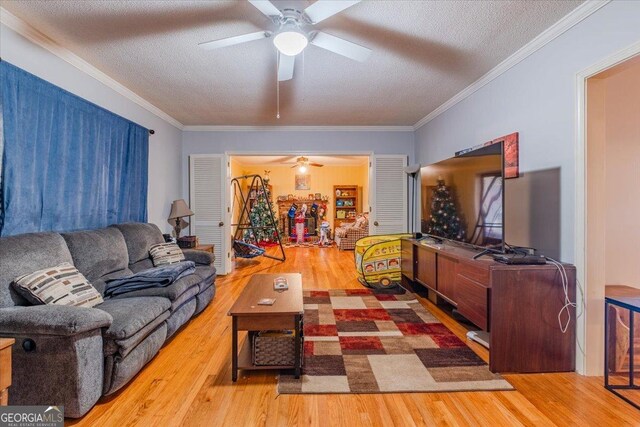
[333,185,362,228]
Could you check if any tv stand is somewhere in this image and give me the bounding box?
[400,238,576,373]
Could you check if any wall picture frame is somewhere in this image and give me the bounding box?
[295,174,310,190]
[455,132,520,179]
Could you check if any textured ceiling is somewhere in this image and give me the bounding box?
[233,155,369,166]
[1,0,583,126]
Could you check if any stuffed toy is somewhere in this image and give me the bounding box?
[319,220,331,246]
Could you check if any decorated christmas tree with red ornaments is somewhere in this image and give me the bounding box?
[244,186,278,245]
[427,179,465,240]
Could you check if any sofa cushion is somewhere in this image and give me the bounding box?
[166,298,197,338]
[112,223,164,264]
[169,282,200,311]
[149,242,185,266]
[103,309,170,358]
[96,296,170,340]
[12,262,103,308]
[0,232,74,308]
[62,228,129,283]
[195,283,215,315]
[194,265,216,291]
[103,322,167,396]
[129,258,154,273]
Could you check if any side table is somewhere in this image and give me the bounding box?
[605,285,640,409]
[0,338,15,406]
[195,244,214,254]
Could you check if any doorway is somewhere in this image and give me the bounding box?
[228,155,369,261]
[579,51,640,375]
[224,153,408,272]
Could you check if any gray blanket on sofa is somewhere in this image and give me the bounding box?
[104,261,196,297]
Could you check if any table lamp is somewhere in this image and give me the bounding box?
[168,199,194,238]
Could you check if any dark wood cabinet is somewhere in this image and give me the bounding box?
[436,255,457,302]
[455,274,489,331]
[415,247,436,289]
[400,239,415,280]
[401,238,576,374]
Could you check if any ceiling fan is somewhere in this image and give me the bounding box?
[198,0,372,82]
[290,156,324,172]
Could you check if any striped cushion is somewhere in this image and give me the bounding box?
[12,262,103,308]
[149,242,185,266]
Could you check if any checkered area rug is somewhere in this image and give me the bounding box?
[278,288,513,393]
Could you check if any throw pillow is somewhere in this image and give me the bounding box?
[149,242,185,266]
[12,262,103,308]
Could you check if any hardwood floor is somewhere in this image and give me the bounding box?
[68,247,639,426]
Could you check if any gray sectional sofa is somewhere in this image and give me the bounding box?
[0,223,216,417]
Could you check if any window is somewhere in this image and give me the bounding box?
[480,174,503,243]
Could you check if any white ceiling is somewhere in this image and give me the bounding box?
[233,155,369,166]
[1,0,583,126]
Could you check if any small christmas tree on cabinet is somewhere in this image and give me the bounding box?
[427,179,466,240]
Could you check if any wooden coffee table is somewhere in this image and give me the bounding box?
[228,273,304,382]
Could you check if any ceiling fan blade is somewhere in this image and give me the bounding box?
[198,31,270,50]
[310,31,371,62]
[278,53,295,81]
[290,164,298,168]
[304,0,361,24]
[248,0,283,18]
[309,163,324,167]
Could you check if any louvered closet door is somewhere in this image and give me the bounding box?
[189,155,227,275]
[370,155,408,235]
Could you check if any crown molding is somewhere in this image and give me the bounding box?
[183,125,415,132]
[413,0,611,130]
[0,7,184,130]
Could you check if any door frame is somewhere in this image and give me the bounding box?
[225,150,374,270]
[574,40,640,375]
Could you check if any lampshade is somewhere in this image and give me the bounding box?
[168,199,194,220]
[273,25,308,56]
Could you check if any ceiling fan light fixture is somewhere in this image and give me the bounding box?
[298,164,308,173]
[273,29,308,56]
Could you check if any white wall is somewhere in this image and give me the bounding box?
[181,130,415,201]
[0,23,183,232]
[414,0,640,264]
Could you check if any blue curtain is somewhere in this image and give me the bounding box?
[0,61,148,236]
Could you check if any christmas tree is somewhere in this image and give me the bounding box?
[427,179,466,240]
[244,186,277,245]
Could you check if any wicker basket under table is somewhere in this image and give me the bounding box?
[253,331,303,366]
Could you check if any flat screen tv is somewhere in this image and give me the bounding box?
[420,143,504,252]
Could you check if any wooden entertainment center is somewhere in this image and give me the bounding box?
[401,237,576,373]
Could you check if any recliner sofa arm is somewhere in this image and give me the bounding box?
[0,305,112,417]
[0,305,113,336]
[182,249,215,265]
